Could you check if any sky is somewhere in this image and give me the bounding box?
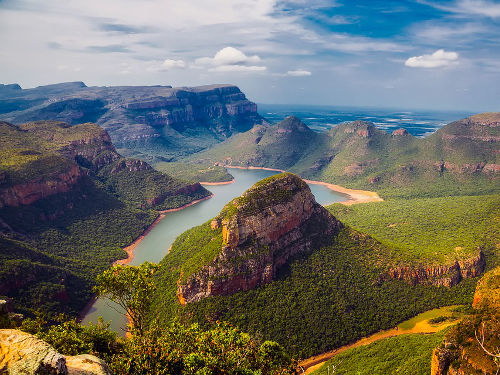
[0,0,499,111]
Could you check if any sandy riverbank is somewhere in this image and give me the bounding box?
[225,165,383,205]
[200,179,235,185]
[115,194,213,266]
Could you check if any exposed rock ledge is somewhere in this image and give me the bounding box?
[177,173,342,304]
[385,251,485,287]
[0,329,110,374]
[0,165,83,209]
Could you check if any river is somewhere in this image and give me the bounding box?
[82,168,349,333]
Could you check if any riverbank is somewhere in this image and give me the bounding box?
[225,165,383,205]
[299,305,462,374]
[115,194,213,266]
[200,179,235,185]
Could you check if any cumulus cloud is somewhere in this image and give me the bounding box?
[195,47,266,73]
[286,69,312,76]
[405,49,459,68]
[162,59,186,69]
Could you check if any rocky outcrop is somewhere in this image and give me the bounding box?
[343,121,375,138]
[392,128,409,136]
[0,165,83,209]
[385,251,485,287]
[472,266,500,309]
[177,173,342,304]
[0,329,110,374]
[109,158,152,174]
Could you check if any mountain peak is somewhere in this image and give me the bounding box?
[277,116,311,132]
[174,173,342,304]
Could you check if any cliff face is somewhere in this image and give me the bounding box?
[0,165,83,209]
[386,251,485,287]
[176,173,342,304]
[0,82,264,159]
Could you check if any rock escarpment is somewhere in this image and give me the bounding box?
[0,329,110,374]
[0,82,264,159]
[386,250,485,287]
[176,173,342,304]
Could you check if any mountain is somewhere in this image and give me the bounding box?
[0,82,265,162]
[0,120,210,316]
[151,173,478,358]
[187,113,500,198]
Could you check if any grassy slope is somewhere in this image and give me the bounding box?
[311,331,447,375]
[152,227,477,359]
[327,195,500,265]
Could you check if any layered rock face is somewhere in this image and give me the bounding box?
[0,82,264,157]
[0,329,110,374]
[0,165,83,209]
[177,173,342,304]
[386,251,485,287]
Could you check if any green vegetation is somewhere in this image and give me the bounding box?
[167,221,223,283]
[155,162,233,183]
[327,195,500,265]
[70,262,294,374]
[95,262,160,336]
[153,228,478,359]
[0,181,157,315]
[311,331,447,375]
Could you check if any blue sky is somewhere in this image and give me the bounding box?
[0,0,499,111]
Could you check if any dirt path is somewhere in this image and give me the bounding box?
[299,306,462,374]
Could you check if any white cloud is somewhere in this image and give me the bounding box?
[457,0,500,17]
[405,49,459,68]
[286,69,312,76]
[196,47,266,73]
[196,47,261,66]
[210,65,267,72]
[419,0,500,18]
[162,59,186,69]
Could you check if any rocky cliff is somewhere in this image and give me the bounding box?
[0,82,264,160]
[175,173,342,304]
[385,250,485,287]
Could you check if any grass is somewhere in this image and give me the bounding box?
[327,195,500,265]
[311,331,447,375]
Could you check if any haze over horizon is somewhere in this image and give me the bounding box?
[1,0,499,112]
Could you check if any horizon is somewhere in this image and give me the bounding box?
[1,1,499,112]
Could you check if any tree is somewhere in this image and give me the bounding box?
[475,321,500,375]
[94,262,159,336]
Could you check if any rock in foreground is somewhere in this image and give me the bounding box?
[176,173,342,304]
[0,329,110,374]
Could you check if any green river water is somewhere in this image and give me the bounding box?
[82,168,348,333]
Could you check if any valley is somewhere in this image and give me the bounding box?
[0,83,498,375]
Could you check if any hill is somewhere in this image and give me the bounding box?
[151,174,480,358]
[0,82,265,162]
[0,120,210,316]
[187,114,499,198]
